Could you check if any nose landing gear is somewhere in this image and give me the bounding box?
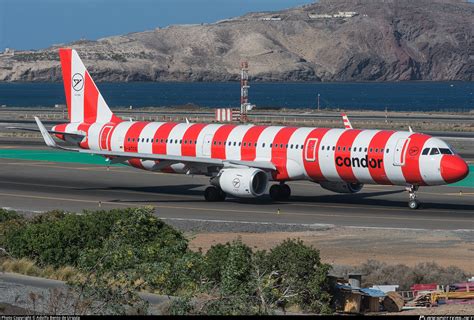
[406,185,420,210]
[269,183,291,201]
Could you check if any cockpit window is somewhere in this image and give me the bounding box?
[430,148,440,155]
[439,148,453,155]
[422,148,430,155]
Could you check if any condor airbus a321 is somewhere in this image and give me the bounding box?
[28,49,469,209]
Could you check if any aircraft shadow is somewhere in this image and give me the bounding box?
[97,186,474,213]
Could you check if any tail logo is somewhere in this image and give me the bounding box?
[72,73,84,91]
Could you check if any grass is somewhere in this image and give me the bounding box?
[0,258,80,282]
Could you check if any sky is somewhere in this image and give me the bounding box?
[0,0,315,50]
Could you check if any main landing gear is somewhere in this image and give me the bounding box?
[406,185,420,210]
[204,186,226,202]
[269,183,291,201]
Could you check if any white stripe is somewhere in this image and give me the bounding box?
[95,95,113,123]
[196,124,221,158]
[318,129,345,182]
[256,126,284,162]
[351,130,379,184]
[287,127,313,180]
[71,50,85,123]
[87,122,104,151]
[167,123,190,156]
[109,121,135,152]
[384,131,412,185]
[137,122,164,154]
[226,124,253,160]
[419,138,443,185]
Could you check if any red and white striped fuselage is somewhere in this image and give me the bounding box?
[54,120,467,187]
[45,48,469,208]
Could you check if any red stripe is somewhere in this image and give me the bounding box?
[152,122,178,155]
[367,130,395,184]
[83,72,98,123]
[77,123,92,149]
[54,123,68,140]
[59,49,72,120]
[303,128,331,182]
[334,129,362,183]
[241,126,266,160]
[181,123,207,157]
[271,127,298,181]
[401,133,431,186]
[123,122,148,169]
[211,124,236,159]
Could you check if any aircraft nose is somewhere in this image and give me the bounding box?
[440,155,469,184]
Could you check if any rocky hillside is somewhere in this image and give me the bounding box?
[0,0,472,82]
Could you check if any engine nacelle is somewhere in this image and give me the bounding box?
[213,168,268,198]
[319,181,363,194]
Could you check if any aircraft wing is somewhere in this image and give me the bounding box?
[34,117,276,171]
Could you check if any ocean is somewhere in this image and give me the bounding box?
[0,81,472,111]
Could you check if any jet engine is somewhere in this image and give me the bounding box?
[319,181,363,194]
[213,168,268,198]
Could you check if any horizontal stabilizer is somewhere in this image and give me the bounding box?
[7,126,85,139]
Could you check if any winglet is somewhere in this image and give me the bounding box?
[408,126,414,133]
[341,113,353,129]
[34,117,58,148]
[185,117,190,124]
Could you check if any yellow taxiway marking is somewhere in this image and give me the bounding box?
[0,192,472,224]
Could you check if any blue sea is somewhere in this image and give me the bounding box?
[0,81,472,111]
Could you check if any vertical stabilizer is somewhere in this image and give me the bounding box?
[59,48,121,124]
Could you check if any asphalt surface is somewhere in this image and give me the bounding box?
[0,157,472,231]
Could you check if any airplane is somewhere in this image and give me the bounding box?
[26,49,470,210]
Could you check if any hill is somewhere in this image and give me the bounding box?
[0,0,472,82]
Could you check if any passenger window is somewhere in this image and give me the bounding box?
[430,148,440,155]
[386,149,389,153]
[422,148,430,155]
[233,142,236,146]
[239,142,242,146]
[364,147,368,152]
[262,143,266,148]
[359,147,362,152]
[332,146,335,151]
[380,148,384,153]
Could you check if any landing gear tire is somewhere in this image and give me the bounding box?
[204,186,221,202]
[269,183,291,201]
[408,200,419,210]
[406,185,420,210]
[280,184,291,200]
[218,189,227,201]
[269,185,281,201]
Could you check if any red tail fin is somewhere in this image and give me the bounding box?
[59,48,121,124]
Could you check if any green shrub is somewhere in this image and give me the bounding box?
[0,208,22,223]
[5,208,161,267]
[256,239,332,313]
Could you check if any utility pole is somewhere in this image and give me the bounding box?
[317,93,320,111]
[240,61,249,123]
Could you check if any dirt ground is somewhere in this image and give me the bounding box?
[187,227,474,273]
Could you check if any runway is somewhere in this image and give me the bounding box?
[0,156,473,231]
